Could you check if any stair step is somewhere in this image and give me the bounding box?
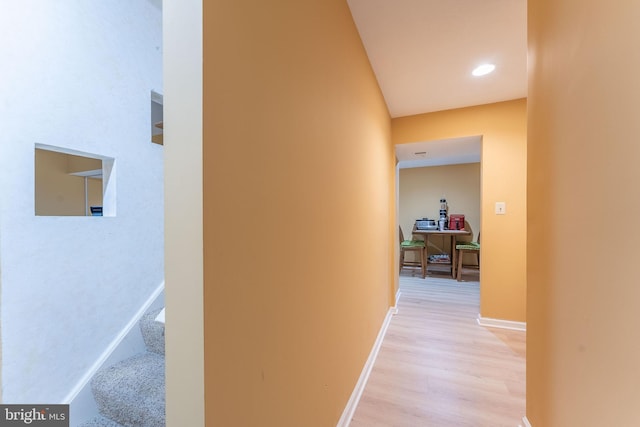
[139,308,165,355]
[76,415,124,427]
[91,352,165,427]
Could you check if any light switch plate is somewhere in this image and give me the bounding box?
[495,202,506,214]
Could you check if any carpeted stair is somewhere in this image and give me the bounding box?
[77,415,126,427]
[78,308,165,427]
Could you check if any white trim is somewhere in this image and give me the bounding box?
[151,90,164,105]
[63,280,165,403]
[522,415,532,427]
[35,143,114,161]
[477,315,526,332]
[69,169,103,178]
[155,307,166,323]
[337,306,396,427]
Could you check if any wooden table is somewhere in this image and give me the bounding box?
[412,227,471,278]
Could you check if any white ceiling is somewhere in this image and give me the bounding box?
[395,135,481,169]
[346,0,527,166]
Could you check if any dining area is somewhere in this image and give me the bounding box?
[400,223,480,281]
[398,163,481,281]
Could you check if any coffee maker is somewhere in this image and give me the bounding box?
[438,198,448,230]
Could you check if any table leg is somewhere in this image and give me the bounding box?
[450,235,457,279]
[424,234,430,276]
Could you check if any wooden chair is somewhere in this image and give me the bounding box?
[456,232,480,281]
[399,226,426,278]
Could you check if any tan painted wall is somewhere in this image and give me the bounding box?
[399,163,480,264]
[87,178,102,211]
[527,2,640,426]
[202,1,393,426]
[392,99,527,322]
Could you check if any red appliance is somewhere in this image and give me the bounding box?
[448,214,465,230]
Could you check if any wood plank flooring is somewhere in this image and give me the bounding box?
[349,273,525,427]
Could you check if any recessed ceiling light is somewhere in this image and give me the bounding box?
[472,64,495,77]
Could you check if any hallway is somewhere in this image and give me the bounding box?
[349,274,525,426]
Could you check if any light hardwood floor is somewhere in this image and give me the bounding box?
[349,272,525,427]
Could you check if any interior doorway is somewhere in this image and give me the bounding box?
[396,136,481,282]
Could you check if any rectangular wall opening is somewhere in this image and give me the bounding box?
[35,144,116,217]
[151,90,163,145]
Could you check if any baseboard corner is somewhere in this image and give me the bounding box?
[392,290,401,315]
[477,314,526,332]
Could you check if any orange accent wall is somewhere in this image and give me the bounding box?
[392,99,527,322]
[202,1,393,425]
[527,2,640,426]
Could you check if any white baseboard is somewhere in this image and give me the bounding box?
[477,314,526,332]
[522,415,532,427]
[65,281,165,404]
[337,306,397,427]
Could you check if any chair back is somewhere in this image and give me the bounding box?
[399,225,405,243]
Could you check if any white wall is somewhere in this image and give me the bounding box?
[163,0,204,425]
[0,1,163,403]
